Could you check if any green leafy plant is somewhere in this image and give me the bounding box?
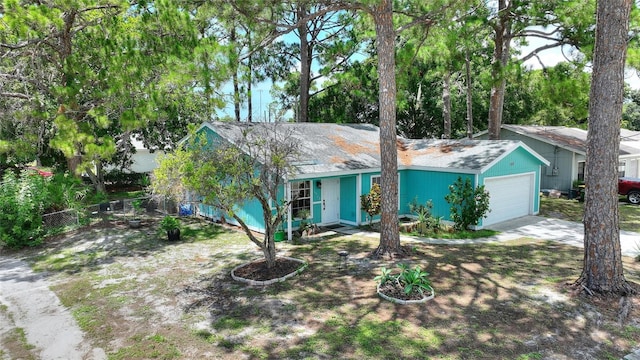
[46,172,89,211]
[408,197,441,234]
[374,264,432,296]
[0,170,51,248]
[373,267,394,285]
[138,174,151,188]
[160,216,180,231]
[131,199,143,219]
[444,177,491,231]
[397,264,432,295]
[296,209,313,236]
[360,183,382,226]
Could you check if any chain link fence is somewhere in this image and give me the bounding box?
[40,196,205,233]
[83,196,167,220]
[42,208,80,229]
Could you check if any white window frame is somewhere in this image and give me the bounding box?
[291,180,311,219]
[371,175,381,187]
[369,174,400,207]
[577,161,586,182]
[619,161,626,178]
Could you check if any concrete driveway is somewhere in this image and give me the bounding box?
[488,215,639,258]
[338,215,640,258]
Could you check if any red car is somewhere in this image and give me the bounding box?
[618,177,640,204]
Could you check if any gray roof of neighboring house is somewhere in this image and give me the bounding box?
[500,124,640,156]
[199,122,547,177]
[399,138,546,171]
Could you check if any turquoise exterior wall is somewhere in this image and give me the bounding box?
[479,147,542,213]
[194,125,544,233]
[403,170,474,221]
[198,198,265,231]
[194,127,270,232]
[340,176,357,223]
[199,127,223,148]
[312,180,321,224]
[399,170,409,214]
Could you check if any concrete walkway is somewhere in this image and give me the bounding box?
[0,256,106,360]
[336,215,640,258]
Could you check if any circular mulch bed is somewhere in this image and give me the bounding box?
[377,282,435,304]
[231,257,307,285]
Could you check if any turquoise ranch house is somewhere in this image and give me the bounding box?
[190,122,549,240]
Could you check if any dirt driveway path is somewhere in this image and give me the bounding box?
[0,256,106,360]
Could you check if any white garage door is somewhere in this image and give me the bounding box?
[483,174,534,226]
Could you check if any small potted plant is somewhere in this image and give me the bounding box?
[296,209,314,238]
[128,199,144,228]
[160,215,180,241]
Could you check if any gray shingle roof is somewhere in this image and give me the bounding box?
[400,139,524,171]
[502,124,640,156]
[201,122,543,176]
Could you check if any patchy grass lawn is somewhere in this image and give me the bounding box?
[10,216,640,359]
[401,228,499,239]
[539,196,640,232]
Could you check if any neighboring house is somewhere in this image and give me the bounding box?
[127,137,162,173]
[475,125,640,195]
[103,136,163,174]
[191,121,549,238]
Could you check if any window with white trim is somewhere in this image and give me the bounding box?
[371,175,381,187]
[369,174,401,207]
[619,161,626,177]
[291,181,311,218]
[577,161,585,182]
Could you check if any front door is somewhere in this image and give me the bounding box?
[321,178,340,224]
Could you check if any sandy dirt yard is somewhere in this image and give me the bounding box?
[2,216,640,360]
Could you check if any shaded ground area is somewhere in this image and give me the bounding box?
[2,215,640,359]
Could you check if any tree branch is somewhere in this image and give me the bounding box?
[519,41,568,63]
[0,92,31,100]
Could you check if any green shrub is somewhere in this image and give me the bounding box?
[104,170,147,188]
[360,183,382,225]
[374,264,432,296]
[46,173,90,211]
[444,176,491,231]
[160,216,180,231]
[408,197,441,234]
[397,264,432,295]
[0,171,51,248]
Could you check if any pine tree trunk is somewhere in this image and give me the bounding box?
[577,0,633,295]
[442,71,451,139]
[231,28,241,122]
[465,49,473,139]
[298,2,310,123]
[487,0,511,140]
[247,67,252,122]
[372,0,401,258]
[247,32,253,123]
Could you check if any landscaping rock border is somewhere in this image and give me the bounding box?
[231,256,308,286]
[376,283,435,305]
